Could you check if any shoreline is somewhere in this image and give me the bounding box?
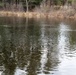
[0,10,76,20]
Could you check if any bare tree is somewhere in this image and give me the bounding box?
[26,0,29,12]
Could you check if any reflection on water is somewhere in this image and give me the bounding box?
[0,17,76,75]
[57,23,76,75]
[58,23,71,57]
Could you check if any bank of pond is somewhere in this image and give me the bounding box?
[0,10,76,21]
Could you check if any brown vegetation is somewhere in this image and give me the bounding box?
[0,6,76,20]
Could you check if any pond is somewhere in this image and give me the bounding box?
[0,17,76,75]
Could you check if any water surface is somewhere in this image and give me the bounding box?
[0,17,76,75]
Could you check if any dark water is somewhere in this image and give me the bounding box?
[0,17,76,75]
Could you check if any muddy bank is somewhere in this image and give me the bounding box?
[0,10,76,20]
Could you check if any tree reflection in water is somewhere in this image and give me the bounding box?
[1,42,16,75]
[0,17,60,75]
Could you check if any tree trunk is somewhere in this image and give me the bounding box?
[4,0,6,8]
[15,0,17,6]
[26,0,29,12]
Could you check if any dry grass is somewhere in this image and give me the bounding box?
[0,10,76,20]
